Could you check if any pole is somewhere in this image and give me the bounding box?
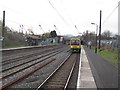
[98,10,102,49]
[39,25,45,33]
[54,25,60,34]
[95,25,98,53]
[2,11,5,48]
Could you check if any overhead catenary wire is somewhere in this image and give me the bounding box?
[60,0,74,25]
[47,0,69,26]
[0,4,46,34]
[102,3,120,25]
[1,17,36,34]
[60,0,80,34]
[0,6,34,29]
[0,6,40,34]
[0,1,78,35]
[3,18,35,30]
[0,1,69,34]
[0,4,40,23]
[0,10,23,26]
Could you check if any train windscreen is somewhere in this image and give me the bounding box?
[71,40,79,45]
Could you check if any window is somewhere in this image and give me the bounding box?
[71,40,79,45]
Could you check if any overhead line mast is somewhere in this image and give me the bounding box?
[75,25,79,34]
[54,25,60,34]
[2,11,5,48]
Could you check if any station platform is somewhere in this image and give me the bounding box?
[77,46,97,89]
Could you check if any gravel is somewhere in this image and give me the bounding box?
[67,53,80,88]
[2,49,63,85]
[11,46,70,89]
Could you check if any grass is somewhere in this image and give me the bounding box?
[4,39,26,48]
[91,46,119,67]
[98,48,119,67]
[4,43,25,48]
[99,50,118,60]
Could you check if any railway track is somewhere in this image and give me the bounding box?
[1,46,70,89]
[2,49,62,79]
[1,45,67,74]
[36,53,80,89]
[2,45,58,57]
[2,47,64,72]
[2,59,55,90]
[2,45,63,64]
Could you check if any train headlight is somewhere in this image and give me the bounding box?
[71,46,73,48]
[77,46,80,48]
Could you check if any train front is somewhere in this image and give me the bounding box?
[70,38,81,53]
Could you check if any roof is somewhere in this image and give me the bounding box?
[25,34,41,39]
[71,38,80,40]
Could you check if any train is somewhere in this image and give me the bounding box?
[70,38,81,53]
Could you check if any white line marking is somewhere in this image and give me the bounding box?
[76,46,83,89]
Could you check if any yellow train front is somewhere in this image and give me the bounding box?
[70,38,81,53]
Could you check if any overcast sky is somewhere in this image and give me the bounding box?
[0,0,119,36]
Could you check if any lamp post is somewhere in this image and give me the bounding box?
[39,25,45,33]
[91,23,98,53]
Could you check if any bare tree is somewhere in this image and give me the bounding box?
[102,30,112,40]
[82,31,96,45]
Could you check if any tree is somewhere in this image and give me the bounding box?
[42,32,50,40]
[50,30,57,37]
[102,30,112,40]
[82,31,96,45]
